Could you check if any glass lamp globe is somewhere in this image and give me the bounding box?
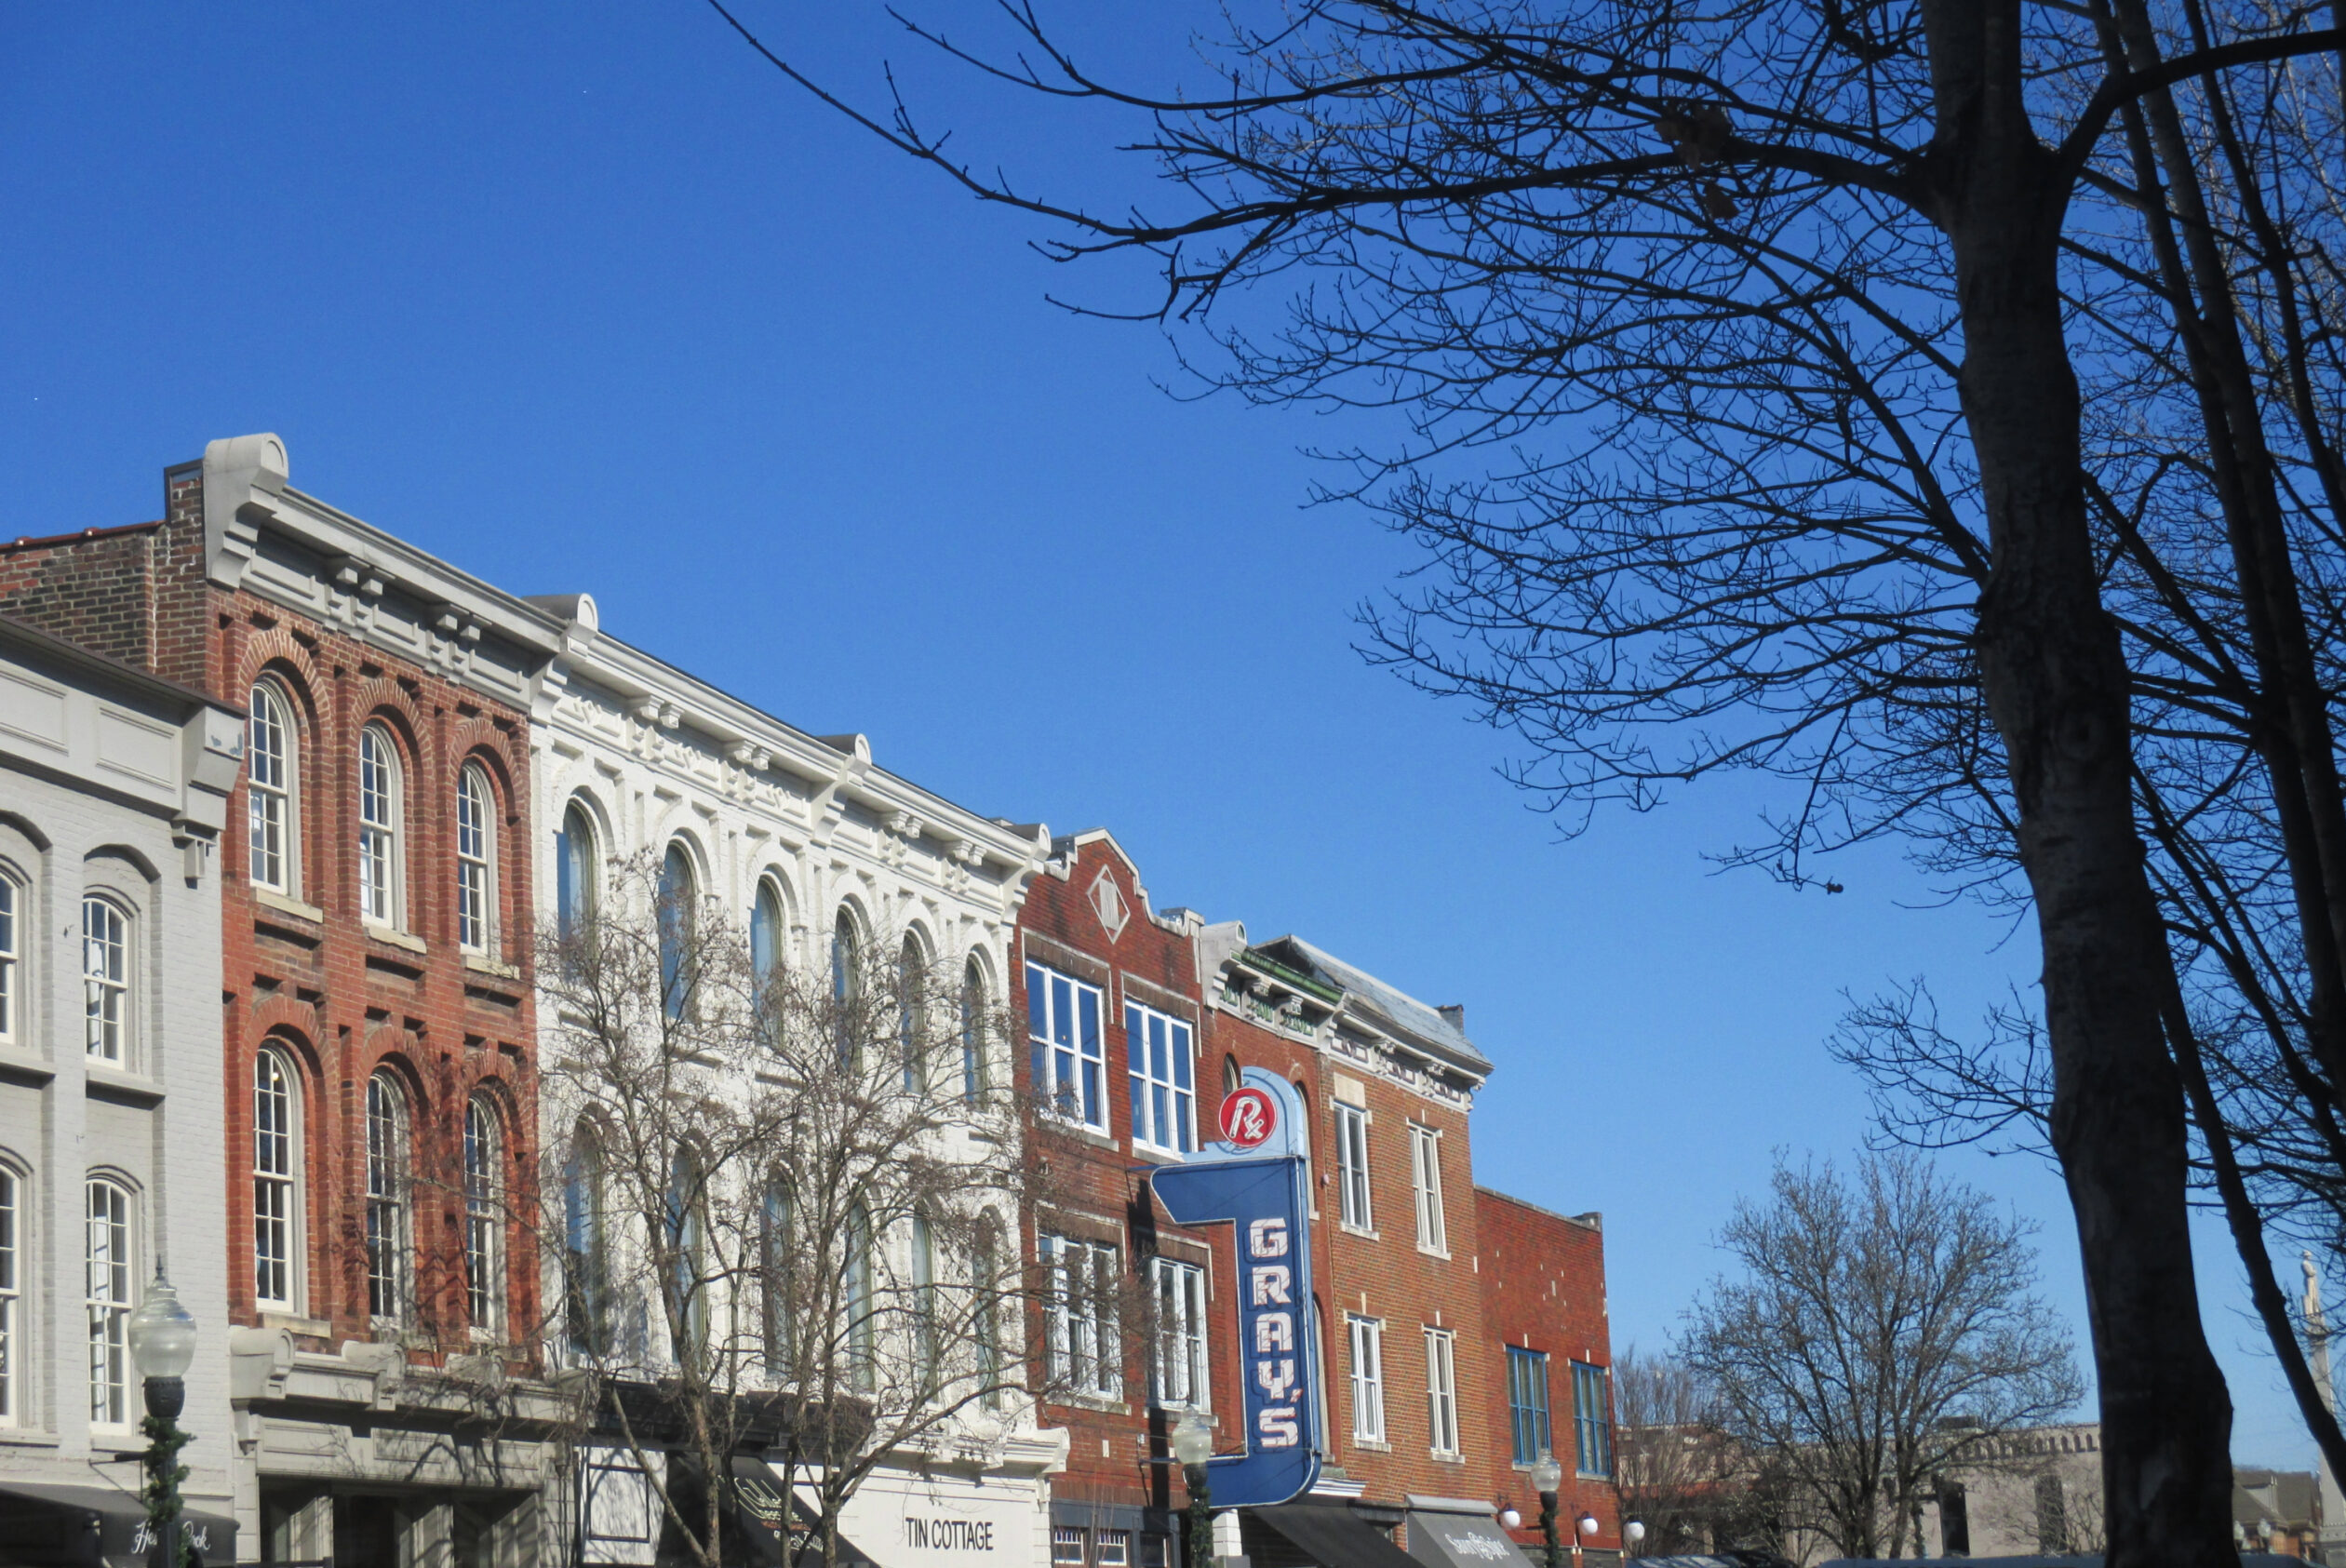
[1625,1521,1647,1547]
[1529,1453,1564,1495]
[1171,1412,1214,1467]
[1498,1509,1522,1531]
[1576,1515,1600,1538]
[127,1273,198,1380]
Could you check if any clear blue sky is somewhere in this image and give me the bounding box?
[0,2,2313,1467]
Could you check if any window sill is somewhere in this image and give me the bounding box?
[260,1310,330,1337]
[365,923,426,955]
[1416,1246,1453,1261]
[463,952,520,980]
[1339,1223,1381,1241]
[1052,1391,1130,1414]
[1130,1143,1188,1166]
[0,1428,59,1448]
[84,1062,163,1106]
[254,888,324,923]
[1351,1438,1392,1453]
[1430,1452,1467,1465]
[1037,1118,1118,1151]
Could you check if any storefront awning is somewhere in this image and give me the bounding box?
[1404,1510,1523,1568]
[1246,1504,1425,1568]
[0,1482,237,1568]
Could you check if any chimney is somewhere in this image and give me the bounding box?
[1438,1003,1466,1032]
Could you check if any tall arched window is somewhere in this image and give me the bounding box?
[973,1213,1005,1409]
[832,910,860,1067]
[248,680,298,893]
[464,1096,504,1336]
[563,1124,607,1355]
[0,1166,20,1424]
[659,845,695,1022]
[82,897,128,1064]
[666,1146,708,1361]
[365,1071,410,1322]
[0,872,20,1047]
[456,764,496,954]
[357,724,404,928]
[751,879,785,1040]
[961,959,987,1106]
[899,935,926,1092]
[254,1049,302,1310]
[761,1174,793,1369]
[86,1176,132,1425]
[556,802,598,939]
[912,1208,939,1394]
[845,1198,874,1390]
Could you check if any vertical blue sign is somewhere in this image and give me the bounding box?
[1143,1069,1322,1508]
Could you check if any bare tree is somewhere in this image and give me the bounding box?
[535,853,1052,1568]
[1611,1347,1740,1556]
[1683,1152,2084,1559]
[702,4,2346,1554]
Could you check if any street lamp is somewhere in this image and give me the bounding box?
[127,1272,198,1568]
[1172,1413,1215,1568]
[1623,1520,1646,1558]
[1530,1452,1564,1568]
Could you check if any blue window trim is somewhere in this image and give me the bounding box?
[1507,1345,1551,1466]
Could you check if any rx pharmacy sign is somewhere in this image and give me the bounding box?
[1145,1068,1323,1508]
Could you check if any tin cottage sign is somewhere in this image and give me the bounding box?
[1145,1068,1323,1508]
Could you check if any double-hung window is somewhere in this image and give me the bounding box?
[0,1167,17,1423]
[1149,1256,1208,1409]
[254,1051,301,1310]
[1041,1232,1119,1398]
[456,764,495,954]
[0,873,18,1045]
[248,681,297,892]
[1507,1346,1552,1465]
[82,897,128,1065]
[1425,1327,1461,1457]
[1347,1314,1386,1442]
[357,724,403,929]
[1408,1123,1448,1253]
[1125,1002,1195,1154]
[1334,1102,1373,1230]
[1027,962,1105,1131]
[87,1178,132,1426]
[1573,1360,1614,1476]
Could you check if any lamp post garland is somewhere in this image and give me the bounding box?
[1172,1413,1214,1568]
[127,1271,199,1568]
[1530,1452,1564,1568]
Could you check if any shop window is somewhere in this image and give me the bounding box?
[1097,1532,1131,1568]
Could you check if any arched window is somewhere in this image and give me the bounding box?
[456,764,496,954]
[961,959,987,1106]
[365,1072,410,1322]
[563,1124,607,1355]
[82,897,128,1065]
[666,1146,707,1361]
[973,1213,1004,1409]
[761,1174,793,1370]
[912,1208,939,1393]
[85,1176,132,1426]
[899,935,926,1092]
[254,1049,302,1310]
[659,845,696,1022]
[357,724,404,928]
[831,910,860,1067]
[248,680,298,893]
[464,1096,504,1336]
[1224,1055,1242,1097]
[556,801,598,939]
[0,1166,20,1424]
[845,1198,874,1390]
[0,872,20,1047]
[751,879,785,1040]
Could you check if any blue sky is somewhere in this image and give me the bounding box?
[0,3,2316,1467]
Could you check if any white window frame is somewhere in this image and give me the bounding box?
[1027,962,1106,1132]
[961,959,988,1106]
[1042,1231,1119,1399]
[1150,1255,1209,1411]
[82,896,129,1065]
[1051,1528,1088,1567]
[1096,1532,1131,1568]
[0,871,19,1046]
[254,1048,302,1311]
[358,723,405,930]
[1409,1122,1449,1255]
[87,1176,133,1427]
[0,1166,18,1426]
[456,763,496,954]
[248,679,299,894]
[1347,1313,1386,1442]
[365,1071,410,1324]
[1426,1326,1461,1457]
[464,1096,505,1338]
[1334,1102,1373,1231]
[1124,1001,1196,1155]
[556,801,598,937]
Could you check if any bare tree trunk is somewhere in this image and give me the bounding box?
[1924,6,2237,1562]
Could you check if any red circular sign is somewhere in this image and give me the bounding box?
[1219,1086,1279,1151]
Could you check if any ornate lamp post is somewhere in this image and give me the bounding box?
[1172,1413,1215,1568]
[127,1272,199,1568]
[1530,1452,1564,1568]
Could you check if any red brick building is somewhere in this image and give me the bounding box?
[0,436,573,1564]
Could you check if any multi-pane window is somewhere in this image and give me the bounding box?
[1334,1102,1373,1229]
[1051,1529,1087,1566]
[87,1177,131,1426]
[1507,1346,1552,1465]
[1347,1314,1386,1441]
[899,936,927,1092]
[564,1128,608,1355]
[248,680,296,891]
[357,724,402,927]
[1026,962,1105,1130]
[0,874,17,1044]
[556,802,597,938]
[1124,1002,1195,1154]
[1042,1232,1119,1398]
[1409,1123,1448,1254]
[1573,1360,1614,1476]
[751,880,784,1004]
[82,897,127,1064]
[465,1097,504,1336]
[254,1051,300,1309]
[961,959,987,1105]
[832,911,860,1066]
[974,1218,1004,1407]
[456,764,495,953]
[1426,1328,1461,1457]
[1096,1532,1131,1568]
[366,1072,410,1321]
[0,1168,17,1424]
[843,1199,873,1388]
[659,846,696,1022]
[1149,1256,1208,1410]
